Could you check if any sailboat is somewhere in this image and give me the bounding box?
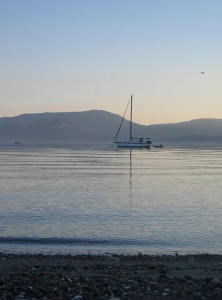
[113,95,152,148]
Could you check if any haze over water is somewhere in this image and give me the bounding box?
[0,144,221,255]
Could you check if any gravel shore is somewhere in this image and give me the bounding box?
[0,252,222,299]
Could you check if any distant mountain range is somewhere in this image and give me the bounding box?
[1,110,222,145]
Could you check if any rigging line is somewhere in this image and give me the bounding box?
[114,97,131,141]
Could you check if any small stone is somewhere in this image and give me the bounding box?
[210,277,221,285]
[123,286,130,290]
[150,281,158,287]
[193,291,202,298]
[15,292,25,300]
[71,295,83,300]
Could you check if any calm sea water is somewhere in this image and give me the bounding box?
[0,144,222,255]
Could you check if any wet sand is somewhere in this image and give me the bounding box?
[0,252,222,299]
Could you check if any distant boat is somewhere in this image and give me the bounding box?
[14,141,21,145]
[113,95,152,148]
[153,144,164,148]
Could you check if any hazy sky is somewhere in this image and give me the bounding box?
[1,0,222,124]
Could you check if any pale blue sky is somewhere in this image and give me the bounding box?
[1,0,222,124]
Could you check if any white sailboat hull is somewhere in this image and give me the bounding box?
[114,141,151,148]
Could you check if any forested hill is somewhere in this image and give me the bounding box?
[1,111,222,144]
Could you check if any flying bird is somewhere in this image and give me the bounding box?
[200,72,204,74]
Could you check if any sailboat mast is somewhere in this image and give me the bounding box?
[130,95,133,141]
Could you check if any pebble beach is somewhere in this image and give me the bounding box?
[0,252,222,299]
